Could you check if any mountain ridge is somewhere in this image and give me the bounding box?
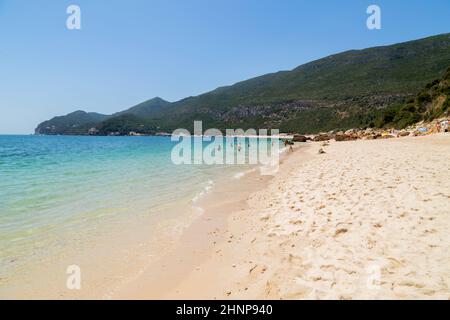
[35,33,450,135]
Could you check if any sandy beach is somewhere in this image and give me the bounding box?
[115,133,450,300]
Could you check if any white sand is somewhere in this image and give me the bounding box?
[162,134,450,299]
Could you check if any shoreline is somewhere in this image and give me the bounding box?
[112,143,305,299]
[116,133,450,299]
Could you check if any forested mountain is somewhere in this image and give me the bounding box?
[35,33,450,135]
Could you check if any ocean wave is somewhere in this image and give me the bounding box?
[191,180,214,204]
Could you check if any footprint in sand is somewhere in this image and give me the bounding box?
[334,228,348,237]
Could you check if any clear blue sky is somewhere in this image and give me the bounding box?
[0,0,449,134]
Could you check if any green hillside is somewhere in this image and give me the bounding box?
[36,33,450,135]
[35,111,109,135]
[112,97,171,119]
[96,114,160,136]
[374,67,450,129]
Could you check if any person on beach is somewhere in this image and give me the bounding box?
[435,122,441,133]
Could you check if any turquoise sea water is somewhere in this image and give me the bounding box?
[0,135,276,292]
